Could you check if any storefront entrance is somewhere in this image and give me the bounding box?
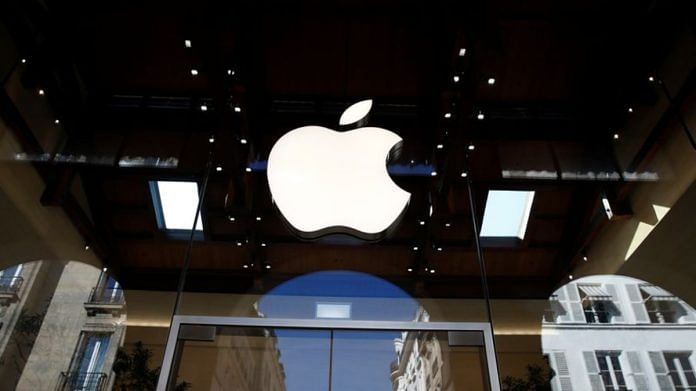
[157,317,500,391]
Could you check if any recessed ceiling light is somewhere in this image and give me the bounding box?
[261,242,267,247]
[412,246,419,251]
[84,244,90,251]
[243,264,249,269]
[227,69,235,76]
[54,119,60,124]
[453,75,460,83]
[236,241,243,246]
[208,136,215,143]
[444,112,452,119]
[38,89,45,96]
[436,144,444,149]
[477,112,484,120]
[234,106,241,113]
[228,216,236,222]
[613,133,620,140]
[468,144,475,151]
[445,222,451,228]
[582,255,588,261]
[200,104,208,111]
[429,268,436,274]
[240,138,247,144]
[569,274,574,280]
[265,264,272,270]
[245,167,252,172]
[407,267,413,272]
[190,69,199,76]
[21,58,26,64]
[628,107,634,113]
[460,171,468,177]
[480,190,535,239]
[153,181,203,231]
[419,220,425,226]
[487,77,496,85]
[430,171,437,176]
[184,39,192,48]
[458,48,467,57]
[648,76,655,82]
[215,166,222,172]
[256,216,262,221]
[436,247,443,251]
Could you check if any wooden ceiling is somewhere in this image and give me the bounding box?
[2,0,688,298]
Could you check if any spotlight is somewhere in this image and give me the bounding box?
[21,58,26,64]
[458,48,467,57]
[476,112,484,120]
[256,216,262,221]
[648,76,655,82]
[184,39,192,48]
[444,112,452,119]
[437,247,443,252]
[419,220,425,226]
[243,264,249,269]
[487,77,496,85]
[190,69,199,76]
[430,171,437,176]
[236,242,243,246]
[234,106,241,113]
[628,107,634,113]
[582,255,588,262]
[200,104,208,111]
[468,144,475,151]
[54,119,60,124]
[216,166,222,172]
[613,133,620,140]
[264,263,272,270]
[240,138,248,144]
[228,216,236,222]
[84,244,90,251]
[445,222,451,228]
[208,136,215,143]
[245,167,252,172]
[436,144,444,149]
[453,75,460,83]
[460,172,468,178]
[412,246,419,251]
[261,242,267,247]
[227,69,235,76]
[38,89,45,96]
[429,268,436,274]
[407,267,414,272]
[569,274,574,280]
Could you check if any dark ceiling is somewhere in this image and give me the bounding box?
[1,0,692,299]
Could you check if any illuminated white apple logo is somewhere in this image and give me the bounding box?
[267,100,410,240]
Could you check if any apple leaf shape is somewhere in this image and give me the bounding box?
[339,100,373,126]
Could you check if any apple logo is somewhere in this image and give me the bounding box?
[267,100,411,241]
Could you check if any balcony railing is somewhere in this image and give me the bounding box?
[0,276,23,294]
[58,371,107,391]
[88,287,124,305]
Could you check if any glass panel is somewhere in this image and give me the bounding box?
[172,326,491,391]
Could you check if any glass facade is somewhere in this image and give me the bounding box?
[1,1,696,390]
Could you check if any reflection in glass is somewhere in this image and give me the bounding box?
[543,275,696,391]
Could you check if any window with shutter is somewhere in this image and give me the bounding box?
[583,351,604,391]
[626,284,650,323]
[663,352,696,390]
[551,351,573,391]
[566,284,586,323]
[626,351,649,391]
[604,284,625,323]
[649,351,676,391]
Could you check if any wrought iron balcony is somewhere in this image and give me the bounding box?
[0,276,23,305]
[84,287,125,316]
[58,371,107,391]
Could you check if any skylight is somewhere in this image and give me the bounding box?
[152,181,203,231]
[480,190,535,239]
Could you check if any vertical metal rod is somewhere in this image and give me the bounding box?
[163,151,214,390]
[328,329,334,391]
[465,176,502,390]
